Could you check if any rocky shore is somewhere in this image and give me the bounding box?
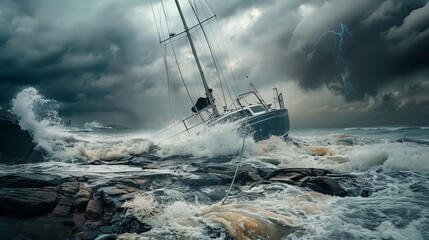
[0,162,369,240]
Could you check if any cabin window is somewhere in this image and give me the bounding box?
[218,109,252,123]
[249,105,266,113]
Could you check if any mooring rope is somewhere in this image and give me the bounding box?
[221,121,247,205]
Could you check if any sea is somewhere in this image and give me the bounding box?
[1,87,428,240]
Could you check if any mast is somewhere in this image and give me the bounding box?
[174,0,219,117]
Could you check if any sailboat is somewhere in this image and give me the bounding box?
[153,0,290,141]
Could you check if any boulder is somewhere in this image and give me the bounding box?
[0,187,58,216]
[51,195,75,217]
[86,197,103,220]
[263,168,354,197]
[0,112,43,163]
[76,183,92,211]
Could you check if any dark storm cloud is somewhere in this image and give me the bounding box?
[0,0,161,121]
[1,0,428,127]
[242,0,429,102]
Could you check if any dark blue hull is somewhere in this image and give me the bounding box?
[243,109,290,141]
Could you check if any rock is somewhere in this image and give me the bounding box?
[1,216,72,239]
[94,234,117,240]
[11,233,35,240]
[78,230,98,240]
[0,187,58,216]
[52,194,75,217]
[76,182,92,211]
[263,168,354,197]
[99,225,113,234]
[304,176,349,197]
[0,112,43,163]
[121,216,152,234]
[0,174,64,188]
[76,197,91,212]
[62,181,79,196]
[62,220,76,227]
[112,223,121,233]
[86,197,103,220]
[99,186,128,196]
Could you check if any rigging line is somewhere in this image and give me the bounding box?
[170,41,204,121]
[162,0,203,120]
[211,42,236,108]
[208,17,239,104]
[157,3,166,42]
[214,19,242,94]
[152,0,174,117]
[205,20,237,108]
[161,0,172,36]
[201,0,215,17]
[195,0,235,109]
[163,45,174,118]
[150,0,162,43]
[188,0,227,107]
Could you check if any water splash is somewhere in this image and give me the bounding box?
[9,87,154,162]
[10,87,72,161]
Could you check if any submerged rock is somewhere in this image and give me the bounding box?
[262,168,354,197]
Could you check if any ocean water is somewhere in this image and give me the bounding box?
[1,88,429,239]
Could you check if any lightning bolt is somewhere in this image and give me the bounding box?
[318,23,356,94]
[318,22,352,65]
[380,0,391,16]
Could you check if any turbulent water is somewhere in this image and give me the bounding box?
[2,88,429,239]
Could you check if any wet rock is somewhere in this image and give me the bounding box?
[52,194,75,217]
[11,233,35,240]
[75,182,92,211]
[180,173,223,186]
[0,112,43,163]
[99,186,128,196]
[263,168,354,197]
[62,181,80,196]
[62,220,76,227]
[78,229,98,240]
[204,225,233,240]
[0,174,64,188]
[112,223,121,233]
[304,176,349,197]
[202,165,270,184]
[120,216,152,234]
[0,186,58,216]
[86,197,103,220]
[94,234,117,240]
[99,225,113,234]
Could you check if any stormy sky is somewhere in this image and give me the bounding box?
[1,0,428,128]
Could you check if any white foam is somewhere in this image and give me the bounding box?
[83,121,104,129]
[349,149,388,170]
[156,122,259,158]
[123,185,331,239]
[348,142,429,172]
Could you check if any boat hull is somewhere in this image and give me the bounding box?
[243,109,290,141]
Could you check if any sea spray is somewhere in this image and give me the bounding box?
[10,87,154,162]
[10,87,78,161]
[156,121,260,158]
